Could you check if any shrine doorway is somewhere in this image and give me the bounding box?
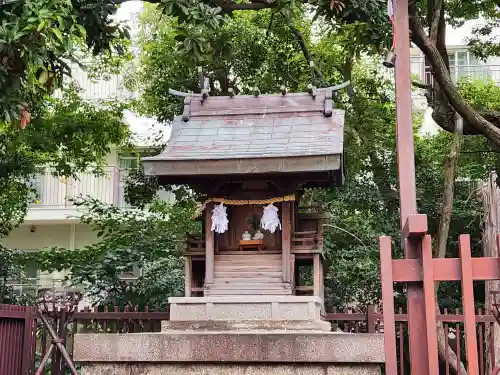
[215,204,282,253]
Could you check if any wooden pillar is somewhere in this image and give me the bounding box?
[282,202,291,284]
[393,0,428,370]
[205,203,214,286]
[313,254,323,298]
[184,256,192,297]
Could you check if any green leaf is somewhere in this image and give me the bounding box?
[51,28,63,42]
[75,24,86,37]
[57,16,65,30]
[38,70,49,84]
[37,20,46,32]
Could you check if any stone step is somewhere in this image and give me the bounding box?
[205,289,292,296]
[215,254,282,259]
[215,259,282,265]
[214,277,282,284]
[211,282,284,289]
[214,271,283,278]
[214,265,282,270]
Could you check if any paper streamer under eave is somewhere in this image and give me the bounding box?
[211,203,229,233]
[260,203,281,233]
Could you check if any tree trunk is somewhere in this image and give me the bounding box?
[409,6,500,145]
[481,172,500,373]
[433,117,468,375]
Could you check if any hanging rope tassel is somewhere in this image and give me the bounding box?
[260,203,281,233]
[211,203,229,234]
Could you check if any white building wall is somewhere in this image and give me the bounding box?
[2,224,100,289]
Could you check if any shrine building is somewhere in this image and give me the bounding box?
[73,89,384,375]
[142,89,344,324]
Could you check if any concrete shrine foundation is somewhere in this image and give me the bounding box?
[74,331,384,375]
[80,363,381,375]
[166,295,331,330]
[74,297,384,375]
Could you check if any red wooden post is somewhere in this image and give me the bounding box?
[380,236,398,375]
[459,235,480,373]
[405,237,429,375]
[456,309,461,375]
[421,235,439,374]
[21,306,37,375]
[478,308,485,375]
[393,0,428,368]
[444,308,450,375]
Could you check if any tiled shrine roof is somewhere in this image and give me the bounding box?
[142,91,344,180]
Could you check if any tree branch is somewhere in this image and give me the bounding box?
[281,10,330,87]
[411,80,431,89]
[115,0,277,11]
[409,8,500,147]
[427,0,442,44]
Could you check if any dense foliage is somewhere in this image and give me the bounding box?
[2,0,500,313]
[317,72,499,309]
[0,0,131,250]
[34,195,198,306]
[0,86,130,239]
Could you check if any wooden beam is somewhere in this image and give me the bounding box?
[282,202,291,284]
[204,203,214,287]
[144,155,342,177]
[403,214,428,238]
[392,256,500,282]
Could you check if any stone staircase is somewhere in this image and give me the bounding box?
[204,253,291,296]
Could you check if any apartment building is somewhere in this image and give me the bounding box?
[410,45,500,133]
[1,62,168,294]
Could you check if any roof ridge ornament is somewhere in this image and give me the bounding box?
[307,80,352,117]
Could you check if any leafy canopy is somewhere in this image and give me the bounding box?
[35,196,199,306]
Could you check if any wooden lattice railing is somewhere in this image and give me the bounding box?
[186,233,205,254]
[291,231,323,253]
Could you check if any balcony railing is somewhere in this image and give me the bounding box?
[30,166,124,209]
[410,57,500,85]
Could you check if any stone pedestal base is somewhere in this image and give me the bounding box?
[161,319,332,332]
[74,331,384,362]
[81,363,381,375]
[74,297,384,375]
[168,296,324,322]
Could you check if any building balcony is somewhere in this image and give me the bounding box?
[410,57,500,86]
[27,166,126,222]
[410,56,500,112]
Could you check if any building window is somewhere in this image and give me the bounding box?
[7,257,39,297]
[119,265,142,280]
[119,156,139,171]
[448,50,487,81]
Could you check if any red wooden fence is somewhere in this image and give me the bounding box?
[0,304,37,375]
[3,302,500,374]
[328,307,500,374]
[380,229,500,375]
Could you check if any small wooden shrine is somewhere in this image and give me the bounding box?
[74,89,385,374]
[143,87,344,314]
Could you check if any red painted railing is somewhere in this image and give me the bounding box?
[0,304,37,375]
[4,302,500,374]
